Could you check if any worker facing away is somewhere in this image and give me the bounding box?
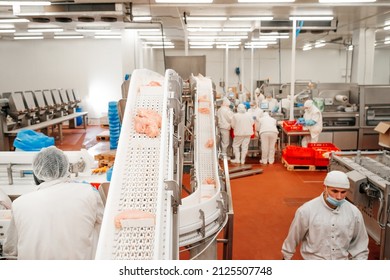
[258,112,279,165]
[3,146,104,260]
[217,97,234,158]
[299,99,323,147]
[281,170,369,260]
[230,103,254,165]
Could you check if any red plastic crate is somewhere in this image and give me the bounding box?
[282,146,314,165]
[308,143,340,166]
[282,120,303,132]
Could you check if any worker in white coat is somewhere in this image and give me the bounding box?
[261,92,279,113]
[258,112,279,165]
[230,104,254,164]
[299,99,323,147]
[281,170,369,260]
[3,146,104,260]
[0,188,12,210]
[217,97,234,157]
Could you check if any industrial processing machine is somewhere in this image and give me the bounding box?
[329,151,390,259]
[95,69,232,260]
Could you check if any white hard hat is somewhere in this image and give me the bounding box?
[324,170,350,189]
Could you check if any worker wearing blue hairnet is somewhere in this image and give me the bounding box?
[217,97,234,158]
[301,99,323,147]
[258,112,279,165]
[230,104,254,164]
[3,146,104,259]
[282,170,369,260]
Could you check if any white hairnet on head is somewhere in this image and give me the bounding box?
[33,146,69,181]
[324,170,350,189]
[265,92,272,98]
[237,103,246,113]
[304,100,313,109]
[222,97,230,106]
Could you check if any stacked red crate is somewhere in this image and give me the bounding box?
[308,143,340,166]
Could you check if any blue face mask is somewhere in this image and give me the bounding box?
[326,190,346,207]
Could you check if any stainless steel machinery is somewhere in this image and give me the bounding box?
[315,83,360,150]
[329,151,390,259]
[359,86,390,150]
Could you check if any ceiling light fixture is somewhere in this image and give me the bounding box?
[14,36,44,40]
[244,45,268,49]
[75,28,111,33]
[229,16,273,21]
[186,16,227,21]
[149,45,175,49]
[238,0,295,3]
[28,28,64,33]
[0,1,51,6]
[156,0,212,3]
[384,26,390,31]
[0,29,15,33]
[187,27,222,32]
[222,27,252,32]
[289,16,334,21]
[319,0,376,3]
[95,35,122,39]
[54,35,84,39]
[0,18,29,23]
[216,45,240,49]
[133,16,152,21]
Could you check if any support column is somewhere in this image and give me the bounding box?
[351,28,376,84]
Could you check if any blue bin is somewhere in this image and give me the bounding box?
[76,107,83,126]
[13,129,54,151]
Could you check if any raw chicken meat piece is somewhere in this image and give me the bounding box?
[198,95,210,103]
[146,81,162,87]
[198,107,210,114]
[114,209,155,229]
[203,178,215,185]
[205,139,214,148]
[134,108,162,137]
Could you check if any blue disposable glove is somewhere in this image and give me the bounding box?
[272,105,279,113]
[306,119,317,126]
[297,117,305,125]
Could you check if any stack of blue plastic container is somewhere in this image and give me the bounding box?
[108,101,121,150]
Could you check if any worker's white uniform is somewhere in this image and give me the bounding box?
[261,97,279,113]
[217,100,234,155]
[4,179,104,259]
[281,193,369,260]
[258,112,279,164]
[248,106,264,132]
[301,100,323,147]
[231,105,254,164]
[0,188,12,210]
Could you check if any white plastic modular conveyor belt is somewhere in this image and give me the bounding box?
[95,69,176,260]
[178,75,226,247]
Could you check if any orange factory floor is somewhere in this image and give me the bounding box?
[56,125,381,260]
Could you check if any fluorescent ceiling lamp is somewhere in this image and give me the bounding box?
[189,41,215,45]
[244,45,268,49]
[156,0,212,3]
[260,32,289,35]
[54,35,84,39]
[258,35,289,39]
[28,28,63,33]
[188,35,247,40]
[229,16,273,21]
[238,0,295,2]
[75,28,111,33]
[385,40,390,45]
[247,41,277,45]
[315,43,326,48]
[319,0,375,3]
[187,27,222,32]
[289,16,334,21]
[139,35,167,39]
[0,18,29,23]
[216,45,240,49]
[302,46,312,51]
[186,16,227,21]
[384,26,390,31]
[143,41,173,45]
[190,45,214,49]
[347,45,353,50]
[0,1,51,6]
[95,35,121,39]
[14,36,44,40]
[216,41,241,45]
[0,29,15,33]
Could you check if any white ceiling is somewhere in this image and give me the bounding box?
[1,0,390,49]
